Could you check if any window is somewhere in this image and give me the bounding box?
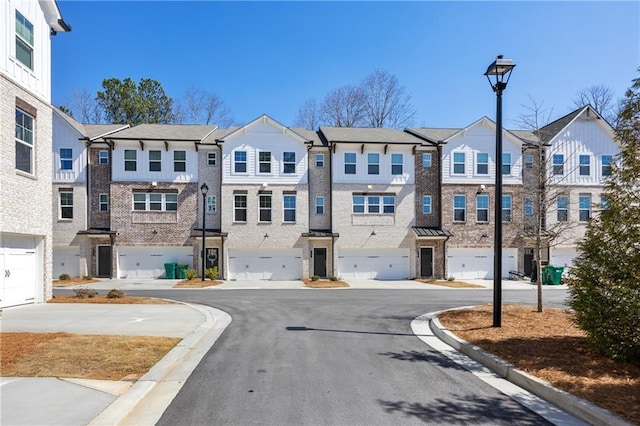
[124,150,137,171]
[502,194,512,222]
[174,151,186,172]
[453,152,465,174]
[601,155,613,176]
[283,152,296,174]
[99,150,109,164]
[601,195,610,211]
[259,151,271,173]
[579,155,590,176]
[423,153,432,168]
[60,148,73,170]
[344,153,356,174]
[15,12,33,69]
[422,196,432,214]
[383,196,395,214]
[557,196,569,222]
[149,150,161,172]
[234,195,247,222]
[315,154,324,168]
[367,196,380,213]
[316,196,324,214]
[15,108,34,174]
[352,196,365,213]
[524,154,534,169]
[453,195,466,222]
[207,195,216,214]
[502,153,511,175]
[132,193,177,211]
[579,194,591,221]
[99,194,109,212]
[391,154,403,175]
[476,153,489,175]
[553,154,564,175]
[524,196,534,216]
[207,152,216,166]
[60,191,73,219]
[234,151,247,173]
[283,194,296,222]
[476,194,489,222]
[259,194,272,222]
[368,153,380,175]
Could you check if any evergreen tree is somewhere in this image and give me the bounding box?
[568,71,640,364]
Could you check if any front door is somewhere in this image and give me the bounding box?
[524,247,534,277]
[206,248,218,269]
[97,246,112,277]
[420,247,434,278]
[313,248,327,278]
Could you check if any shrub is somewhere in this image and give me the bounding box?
[107,289,124,299]
[312,275,320,281]
[59,273,71,281]
[329,276,338,281]
[83,275,93,280]
[73,288,98,299]
[205,266,219,280]
[185,268,198,280]
[447,276,455,281]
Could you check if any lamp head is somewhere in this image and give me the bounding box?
[200,183,209,196]
[484,55,516,92]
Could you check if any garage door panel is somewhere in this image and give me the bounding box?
[228,250,302,281]
[1,249,36,308]
[338,249,409,280]
[53,247,80,278]
[118,247,192,279]
[447,248,517,280]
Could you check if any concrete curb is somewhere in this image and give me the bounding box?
[430,311,633,426]
[88,302,232,426]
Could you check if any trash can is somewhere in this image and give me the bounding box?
[176,263,189,280]
[543,265,564,285]
[164,263,176,279]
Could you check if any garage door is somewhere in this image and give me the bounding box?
[337,248,409,280]
[53,246,80,278]
[550,248,579,275]
[117,246,193,279]
[1,235,38,308]
[228,249,302,281]
[447,248,517,280]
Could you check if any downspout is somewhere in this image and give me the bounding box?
[329,143,335,278]
[216,139,225,279]
[438,143,448,279]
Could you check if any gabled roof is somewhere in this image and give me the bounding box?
[102,124,219,143]
[216,114,310,144]
[405,128,459,145]
[319,127,425,145]
[291,128,324,147]
[53,107,129,141]
[408,117,534,146]
[40,0,72,33]
[537,105,613,144]
[53,107,85,135]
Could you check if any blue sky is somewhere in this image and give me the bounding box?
[52,1,639,129]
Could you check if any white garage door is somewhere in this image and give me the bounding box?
[447,248,517,280]
[53,246,80,278]
[338,249,409,280]
[1,235,38,308]
[550,248,579,275]
[228,249,302,281]
[118,246,193,279]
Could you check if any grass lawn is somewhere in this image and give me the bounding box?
[173,279,224,288]
[439,304,640,425]
[302,278,349,288]
[414,278,485,288]
[49,294,173,304]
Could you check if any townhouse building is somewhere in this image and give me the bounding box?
[1,0,69,308]
[51,106,618,283]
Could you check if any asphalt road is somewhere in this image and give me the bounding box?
[126,288,569,425]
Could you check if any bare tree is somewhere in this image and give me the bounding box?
[320,85,366,127]
[64,88,104,123]
[360,69,416,128]
[293,98,320,130]
[175,85,233,127]
[572,85,617,125]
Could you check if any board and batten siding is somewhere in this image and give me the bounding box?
[52,112,87,183]
[111,141,198,183]
[332,144,415,185]
[442,122,523,186]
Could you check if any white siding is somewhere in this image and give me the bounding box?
[222,122,308,185]
[332,145,415,185]
[52,112,87,183]
[111,141,198,182]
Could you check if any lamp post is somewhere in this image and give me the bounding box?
[484,55,515,328]
[200,183,209,281]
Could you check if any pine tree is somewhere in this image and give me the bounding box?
[568,71,640,363]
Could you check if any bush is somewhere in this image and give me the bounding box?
[59,273,71,281]
[107,289,124,299]
[329,276,338,281]
[205,267,219,280]
[312,275,320,281]
[73,288,98,299]
[83,275,93,280]
[185,268,198,280]
[447,276,455,281]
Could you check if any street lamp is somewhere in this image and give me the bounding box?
[484,55,515,328]
[200,183,209,281]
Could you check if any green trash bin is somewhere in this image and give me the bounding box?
[164,263,176,279]
[543,265,564,285]
[176,263,189,280]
